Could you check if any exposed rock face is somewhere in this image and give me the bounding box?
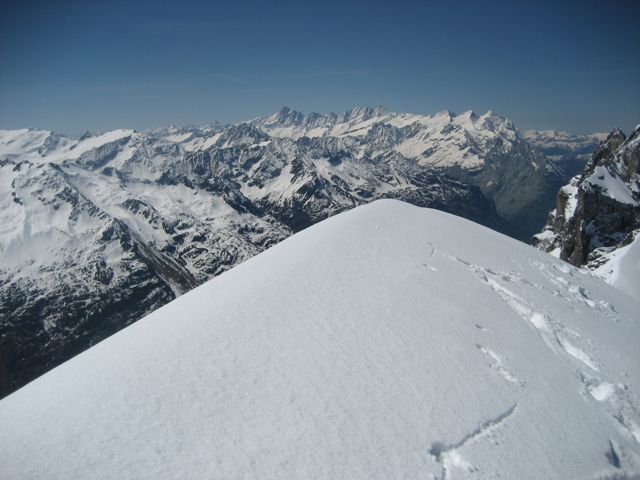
[0,107,567,397]
[534,126,640,292]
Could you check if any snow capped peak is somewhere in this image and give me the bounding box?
[604,127,627,146]
[78,130,93,141]
[478,110,507,129]
[0,128,54,157]
[433,109,456,120]
[339,105,386,122]
[265,106,306,126]
[460,110,479,121]
[261,106,389,131]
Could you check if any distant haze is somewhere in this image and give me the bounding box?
[0,0,638,134]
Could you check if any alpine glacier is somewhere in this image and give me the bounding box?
[1,200,638,479]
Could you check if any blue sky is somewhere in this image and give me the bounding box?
[0,0,638,134]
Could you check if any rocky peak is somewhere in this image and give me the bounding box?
[266,106,306,126]
[218,123,270,147]
[618,125,640,178]
[583,128,626,176]
[338,106,386,123]
[534,125,640,288]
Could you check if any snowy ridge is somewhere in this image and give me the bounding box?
[1,200,639,479]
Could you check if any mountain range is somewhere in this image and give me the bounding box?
[0,107,608,396]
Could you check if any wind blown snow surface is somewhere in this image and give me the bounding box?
[1,200,639,479]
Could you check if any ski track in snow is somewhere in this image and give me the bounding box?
[429,403,518,480]
[446,252,640,456]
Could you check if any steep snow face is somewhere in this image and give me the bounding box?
[534,127,640,300]
[1,200,639,480]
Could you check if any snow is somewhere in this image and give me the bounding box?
[164,132,193,143]
[1,200,639,479]
[588,382,616,402]
[593,232,640,301]
[252,108,520,170]
[46,129,135,162]
[0,128,136,166]
[0,128,51,156]
[585,166,638,205]
[61,164,248,251]
[560,178,580,218]
[183,132,222,151]
[0,162,105,277]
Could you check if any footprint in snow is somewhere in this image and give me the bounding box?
[429,403,518,479]
[476,344,525,387]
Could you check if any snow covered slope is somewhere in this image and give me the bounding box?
[1,200,639,479]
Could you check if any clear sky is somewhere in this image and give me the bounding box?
[1,0,638,134]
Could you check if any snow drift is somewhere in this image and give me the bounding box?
[1,200,639,479]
